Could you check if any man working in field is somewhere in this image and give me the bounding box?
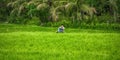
[57,24,65,33]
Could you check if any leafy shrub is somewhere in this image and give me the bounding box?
[26,17,40,25]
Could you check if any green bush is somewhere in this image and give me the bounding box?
[98,14,113,23]
[50,20,71,27]
[26,17,40,25]
[8,16,40,25]
[8,16,25,24]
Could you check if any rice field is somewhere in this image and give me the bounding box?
[0,24,120,60]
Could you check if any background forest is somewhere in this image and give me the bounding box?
[0,0,120,29]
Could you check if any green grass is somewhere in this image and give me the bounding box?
[0,24,120,60]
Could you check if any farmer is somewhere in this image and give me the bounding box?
[57,24,65,33]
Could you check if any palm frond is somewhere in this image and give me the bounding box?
[12,0,19,7]
[109,0,118,10]
[7,2,13,7]
[10,8,18,15]
[65,3,74,9]
[90,7,97,15]
[81,4,90,13]
[27,1,35,6]
[18,5,25,16]
[65,2,76,11]
[50,8,58,22]
[53,1,68,7]
[36,3,48,10]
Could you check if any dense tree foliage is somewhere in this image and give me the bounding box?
[0,0,120,27]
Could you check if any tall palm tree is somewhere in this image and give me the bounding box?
[7,0,97,24]
[109,0,118,23]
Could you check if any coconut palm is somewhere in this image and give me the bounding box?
[7,0,97,24]
[109,0,118,23]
